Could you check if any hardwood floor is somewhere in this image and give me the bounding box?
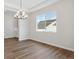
[4,38,74,59]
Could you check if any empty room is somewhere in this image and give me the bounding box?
[4,0,74,59]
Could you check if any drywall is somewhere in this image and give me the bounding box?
[4,11,18,38]
[18,19,30,41]
[4,10,30,40]
[29,0,74,51]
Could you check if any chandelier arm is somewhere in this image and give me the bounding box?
[14,0,28,19]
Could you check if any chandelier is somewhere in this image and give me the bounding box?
[14,0,28,19]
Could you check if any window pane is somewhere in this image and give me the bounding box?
[45,11,56,32]
[36,11,56,32]
[46,21,56,32]
[36,14,46,31]
[45,11,56,20]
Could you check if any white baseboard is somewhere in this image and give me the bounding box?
[18,38,32,41]
[4,37,18,39]
[31,38,74,52]
[14,37,74,51]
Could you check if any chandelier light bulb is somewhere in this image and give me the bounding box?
[14,0,28,20]
[14,10,28,19]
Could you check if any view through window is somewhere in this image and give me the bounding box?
[36,11,56,32]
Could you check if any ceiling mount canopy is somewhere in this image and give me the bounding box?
[14,0,28,19]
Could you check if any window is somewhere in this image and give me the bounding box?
[36,11,56,32]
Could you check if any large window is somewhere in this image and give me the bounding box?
[36,11,56,32]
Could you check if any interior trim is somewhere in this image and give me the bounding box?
[31,38,74,52]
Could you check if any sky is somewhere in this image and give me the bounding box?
[36,11,56,22]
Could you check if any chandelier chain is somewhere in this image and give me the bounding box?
[20,0,22,9]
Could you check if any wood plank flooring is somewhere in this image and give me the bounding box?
[4,38,74,59]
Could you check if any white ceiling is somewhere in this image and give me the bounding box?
[4,0,59,13]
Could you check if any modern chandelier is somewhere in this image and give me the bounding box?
[14,0,28,19]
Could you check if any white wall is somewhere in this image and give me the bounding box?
[4,11,18,38]
[4,10,30,41]
[18,19,30,41]
[29,0,74,51]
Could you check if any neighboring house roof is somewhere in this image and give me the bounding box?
[46,21,56,32]
[38,19,56,29]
